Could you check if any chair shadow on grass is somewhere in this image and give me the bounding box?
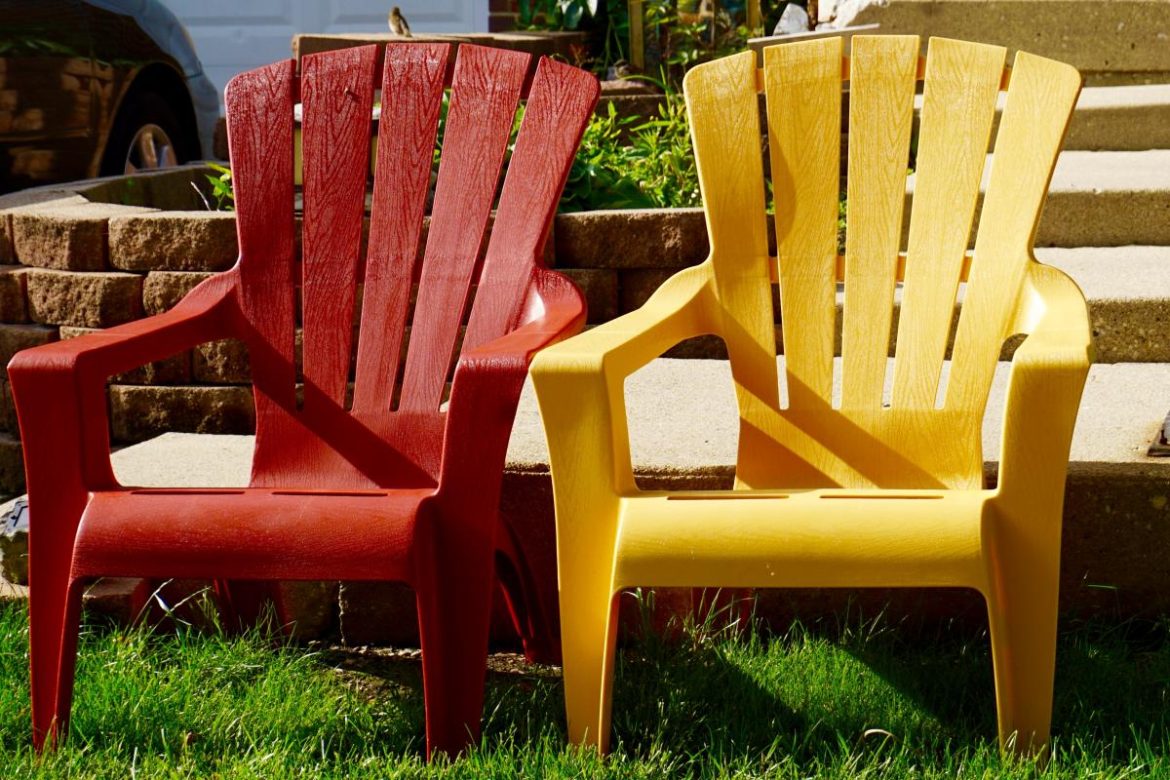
[759,588,1170,765]
[307,590,1169,766]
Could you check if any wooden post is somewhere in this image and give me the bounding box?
[747,0,762,32]
[629,0,645,70]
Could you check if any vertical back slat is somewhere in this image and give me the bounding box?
[685,51,779,488]
[892,38,1005,409]
[946,51,1081,412]
[765,37,842,409]
[226,60,297,416]
[396,45,528,412]
[463,57,599,351]
[300,46,377,411]
[352,43,448,414]
[840,35,918,410]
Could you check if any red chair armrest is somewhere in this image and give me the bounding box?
[8,273,237,493]
[436,270,585,505]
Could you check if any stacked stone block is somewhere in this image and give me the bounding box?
[0,202,256,495]
[0,197,666,499]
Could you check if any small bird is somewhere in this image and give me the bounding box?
[388,6,412,37]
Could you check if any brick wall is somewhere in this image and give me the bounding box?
[489,0,522,31]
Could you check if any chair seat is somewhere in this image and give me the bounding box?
[72,487,435,582]
[612,488,992,593]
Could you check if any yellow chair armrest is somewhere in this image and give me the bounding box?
[996,262,1092,507]
[1010,261,1094,363]
[530,264,710,499]
[534,265,711,376]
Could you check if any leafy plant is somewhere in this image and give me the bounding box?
[598,0,631,71]
[560,93,700,212]
[518,0,600,31]
[203,162,234,212]
[192,90,700,216]
[561,103,656,211]
[641,0,755,87]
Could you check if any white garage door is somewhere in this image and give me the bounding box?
[160,1,489,103]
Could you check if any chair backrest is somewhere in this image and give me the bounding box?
[223,43,596,489]
[684,36,1081,490]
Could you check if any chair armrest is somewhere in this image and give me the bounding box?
[436,269,586,506]
[995,262,1092,509]
[9,272,238,387]
[530,264,711,499]
[8,272,238,493]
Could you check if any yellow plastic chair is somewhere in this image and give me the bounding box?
[531,36,1092,757]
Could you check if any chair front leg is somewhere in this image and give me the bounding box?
[413,503,496,758]
[982,499,1061,759]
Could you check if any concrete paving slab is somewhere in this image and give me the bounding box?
[22,359,1155,489]
[1046,150,1170,194]
[511,359,1170,478]
[1036,246,1170,300]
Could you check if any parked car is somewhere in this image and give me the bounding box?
[0,0,218,193]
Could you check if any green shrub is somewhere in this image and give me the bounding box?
[560,94,700,212]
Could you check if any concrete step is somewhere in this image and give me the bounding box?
[1037,247,1170,363]
[1058,84,1170,151]
[606,79,1170,152]
[1,359,1165,626]
[923,84,1170,152]
[912,149,1170,247]
[587,245,1170,363]
[834,0,1170,86]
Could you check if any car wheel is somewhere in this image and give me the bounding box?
[100,90,195,176]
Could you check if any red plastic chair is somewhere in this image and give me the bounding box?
[9,43,597,757]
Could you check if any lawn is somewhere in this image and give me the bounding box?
[0,594,1166,778]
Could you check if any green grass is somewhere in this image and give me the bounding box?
[0,596,1166,778]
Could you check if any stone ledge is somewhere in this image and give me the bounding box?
[0,210,1164,363]
[0,323,56,376]
[9,201,156,271]
[0,265,28,323]
[142,271,216,316]
[108,385,256,443]
[555,209,708,270]
[559,268,618,323]
[0,212,12,264]
[0,433,21,495]
[0,377,15,435]
[59,327,191,385]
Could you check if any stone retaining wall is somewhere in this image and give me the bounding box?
[0,173,709,494]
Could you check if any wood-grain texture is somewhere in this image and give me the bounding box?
[8,42,598,759]
[532,37,1089,758]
